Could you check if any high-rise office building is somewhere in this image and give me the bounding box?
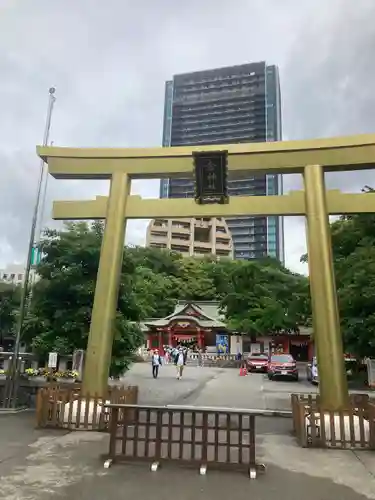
[160,61,284,262]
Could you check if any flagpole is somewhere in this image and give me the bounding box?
[2,87,56,408]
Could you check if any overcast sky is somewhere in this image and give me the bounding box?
[0,0,374,274]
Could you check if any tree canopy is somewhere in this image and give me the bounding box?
[0,282,20,348]
[0,221,312,372]
[221,258,310,337]
[332,208,375,358]
[22,222,144,374]
[300,187,375,358]
[4,190,372,367]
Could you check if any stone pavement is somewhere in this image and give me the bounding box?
[120,362,224,405]
[1,363,375,500]
[1,414,375,500]
[183,367,374,411]
[0,412,63,472]
[182,366,299,411]
[183,367,268,409]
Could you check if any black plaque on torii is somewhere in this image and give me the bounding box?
[193,150,229,205]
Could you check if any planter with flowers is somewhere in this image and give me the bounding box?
[25,368,40,378]
[25,368,79,382]
[0,368,30,380]
[52,370,79,382]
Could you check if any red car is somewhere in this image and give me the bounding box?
[267,354,299,381]
[246,353,269,373]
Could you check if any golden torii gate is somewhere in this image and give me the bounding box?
[37,134,375,411]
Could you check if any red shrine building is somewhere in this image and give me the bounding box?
[142,301,229,353]
[141,300,313,360]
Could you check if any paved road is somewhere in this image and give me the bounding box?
[122,361,317,409]
[173,364,314,411]
[1,426,374,500]
[1,363,375,500]
[0,412,63,467]
[121,362,224,406]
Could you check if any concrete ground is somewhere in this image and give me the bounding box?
[121,362,223,406]
[1,363,375,500]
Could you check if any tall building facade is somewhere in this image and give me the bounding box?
[0,263,36,286]
[160,61,284,262]
[146,217,233,259]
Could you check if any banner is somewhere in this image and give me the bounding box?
[216,334,229,354]
[31,246,42,266]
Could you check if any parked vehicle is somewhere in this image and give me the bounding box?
[306,355,361,385]
[246,353,268,373]
[306,356,319,384]
[267,354,299,381]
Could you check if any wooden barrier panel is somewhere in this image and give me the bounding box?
[291,393,375,449]
[36,385,138,431]
[102,403,266,479]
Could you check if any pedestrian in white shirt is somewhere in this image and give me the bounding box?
[151,349,162,379]
[164,350,170,365]
[174,348,187,379]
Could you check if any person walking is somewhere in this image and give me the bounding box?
[175,348,187,380]
[164,349,170,365]
[197,348,203,368]
[151,349,162,379]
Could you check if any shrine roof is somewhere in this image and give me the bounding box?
[142,301,227,329]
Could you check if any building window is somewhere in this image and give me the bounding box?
[171,244,190,252]
[268,235,277,244]
[150,243,166,249]
[172,233,190,241]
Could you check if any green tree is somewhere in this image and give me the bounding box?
[130,265,181,318]
[200,258,237,299]
[338,246,375,358]
[222,258,310,338]
[300,187,375,357]
[0,282,21,345]
[331,198,375,358]
[128,246,183,277]
[23,222,144,373]
[178,258,217,301]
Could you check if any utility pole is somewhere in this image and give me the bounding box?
[2,87,56,408]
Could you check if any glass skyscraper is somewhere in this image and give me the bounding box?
[160,61,284,262]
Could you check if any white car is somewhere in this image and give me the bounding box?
[306,356,319,384]
[307,356,358,384]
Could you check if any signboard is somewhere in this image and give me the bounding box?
[216,334,229,354]
[366,358,375,388]
[173,335,195,341]
[193,151,228,205]
[48,352,58,369]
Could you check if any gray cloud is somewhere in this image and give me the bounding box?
[0,0,374,274]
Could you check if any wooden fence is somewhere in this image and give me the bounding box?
[291,393,375,449]
[102,403,266,479]
[36,384,138,431]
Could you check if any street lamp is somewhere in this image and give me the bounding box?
[2,87,56,409]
